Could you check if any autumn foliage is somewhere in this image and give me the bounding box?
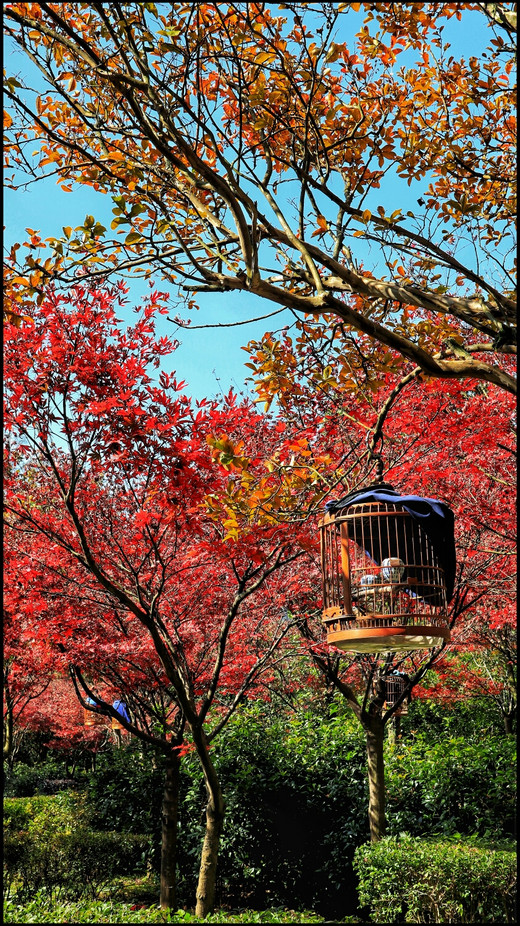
[3,2,516,392]
[2,2,517,909]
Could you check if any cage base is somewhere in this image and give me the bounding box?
[325,624,450,653]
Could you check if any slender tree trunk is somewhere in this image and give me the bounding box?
[503,712,515,735]
[387,714,401,745]
[3,691,16,771]
[365,717,386,842]
[160,749,181,910]
[195,781,225,918]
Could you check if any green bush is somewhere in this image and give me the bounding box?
[79,702,515,917]
[4,790,91,835]
[4,829,153,902]
[384,734,516,839]
[13,698,512,918]
[4,795,55,833]
[80,707,368,915]
[353,834,517,923]
[85,743,166,836]
[4,790,152,902]
[3,760,76,797]
[403,694,511,740]
[175,702,368,918]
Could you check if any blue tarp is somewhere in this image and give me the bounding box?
[325,485,456,602]
[85,696,102,709]
[112,700,131,723]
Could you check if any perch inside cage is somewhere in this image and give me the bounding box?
[320,484,455,653]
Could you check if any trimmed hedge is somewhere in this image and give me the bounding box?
[353,834,517,923]
[4,829,152,901]
[4,791,90,834]
[4,792,152,902]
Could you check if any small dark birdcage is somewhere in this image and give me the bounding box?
[83,697,106,726]
[320,484,455,653]
[383,672,410,716]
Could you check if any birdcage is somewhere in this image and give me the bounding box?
[382,672,410,716]
[320,484,454,653]
[83,697,106,726]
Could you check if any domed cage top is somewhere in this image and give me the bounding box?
[319,486,455,653]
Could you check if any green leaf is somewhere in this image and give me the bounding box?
[124,232,145,245]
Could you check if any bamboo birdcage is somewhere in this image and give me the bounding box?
[382,673,410,716]
[320,488,453,653]
[83,707,106,726]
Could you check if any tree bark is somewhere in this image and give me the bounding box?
[387,715,401,745]
[3,704,14,769]
[160,749,181,910]
[365,717,386,842]
[195,782,225,918]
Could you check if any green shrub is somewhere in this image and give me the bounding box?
[85,743,165,836]
[80,709,368,915]
[175,702,368,918]
[4,790,91,836]
[78,703,516,917]
[353,834,517,923]
[17,699,512,918]
[4,829,153,902]
[403,694,510,740]
[3,760,75,797]
[384,734,516,839]
[4,795,55,833]
[4,789,152,902]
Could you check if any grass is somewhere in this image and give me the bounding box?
[4,875,342,924]
[3,897,336,923]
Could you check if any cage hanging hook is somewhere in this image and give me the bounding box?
[366,431,385,483]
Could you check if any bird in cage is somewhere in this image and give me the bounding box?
[381,557,405,583]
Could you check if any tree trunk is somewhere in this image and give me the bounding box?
[195,783,225,918]
[160,749,181,910]
[503,711,515,735]
[387,714,401,745]
[365,718,386,842]
[3,706,13,768]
